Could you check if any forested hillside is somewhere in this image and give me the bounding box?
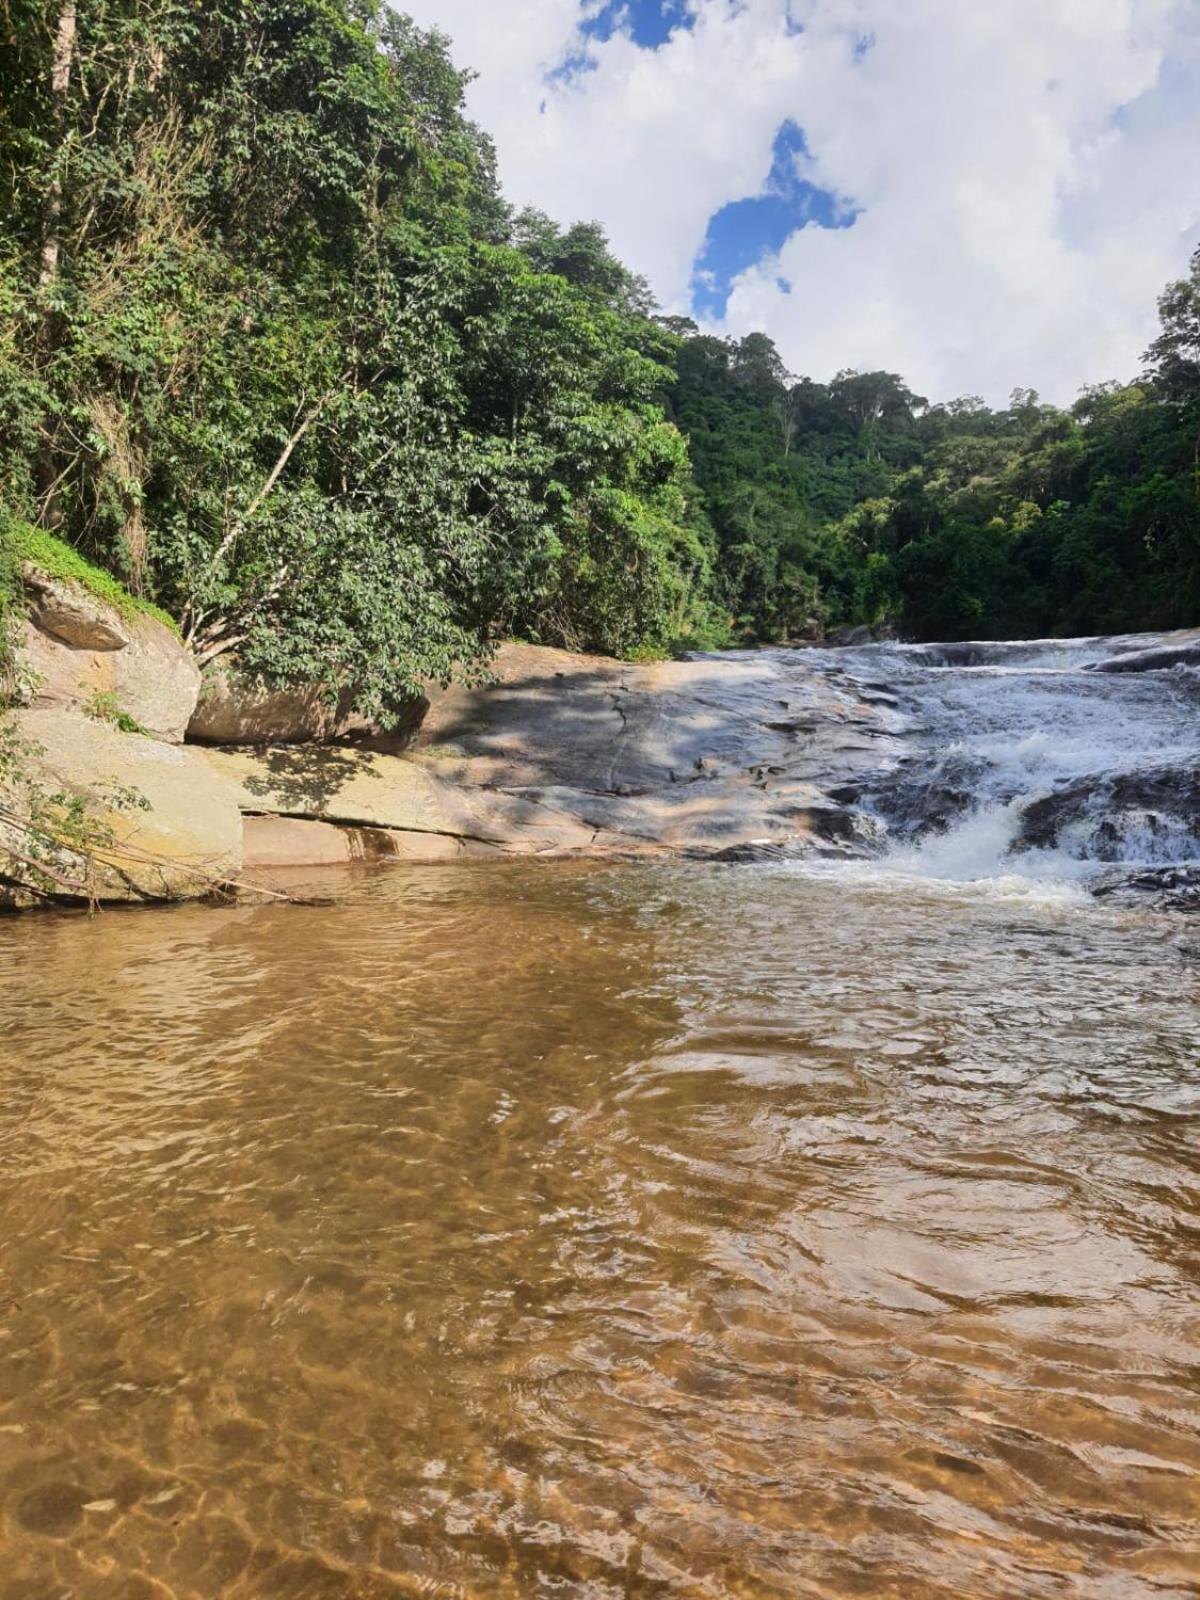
[2,0,1198,719]
[668,310,1200,643]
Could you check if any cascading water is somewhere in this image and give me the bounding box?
[803,629,1200,901]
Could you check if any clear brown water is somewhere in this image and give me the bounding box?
[1,860,1199,1599]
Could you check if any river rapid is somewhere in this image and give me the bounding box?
[799,629,1200,901]
[0,635,1199,1598]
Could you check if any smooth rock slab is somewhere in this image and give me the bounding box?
[206,744,604,855]
[1,709,243,904]
[188,644,896,876]
[409,642,896,857]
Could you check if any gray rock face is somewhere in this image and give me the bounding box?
[1015,766,1200,862]
[1089,640,1200,674]
[15,567,200,742]
[205,643,895,868]
[1,709,243,905]
[406,643,895,858]
[23,566,130,650]
[419,643,891,787]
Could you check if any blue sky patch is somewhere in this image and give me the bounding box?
[691,121,858,320]
[551,2,691,87]
[546,47,598,89]
[580,0,694,51]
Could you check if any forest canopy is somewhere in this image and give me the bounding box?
[2,0,1198,720]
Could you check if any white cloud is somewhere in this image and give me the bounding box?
[397,0,1200,403]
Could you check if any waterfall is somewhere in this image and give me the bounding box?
[804,630,1200,900]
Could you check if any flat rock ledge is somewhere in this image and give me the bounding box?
[215,643,897,871]
[2,644,898,906]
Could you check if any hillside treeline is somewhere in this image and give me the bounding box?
[2,0,1198,721]
[669,317,1200,644]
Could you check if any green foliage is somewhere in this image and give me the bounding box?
[0,0,712,719]
[669,257,1200,641]
[83,688,150,735]
[0,528,21,695]
[1,0,1195,680]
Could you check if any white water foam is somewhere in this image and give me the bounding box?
[804,632,1200,895]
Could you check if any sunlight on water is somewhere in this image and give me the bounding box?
[1,861,1198,1597]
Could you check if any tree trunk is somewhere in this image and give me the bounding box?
[38,1,78,291]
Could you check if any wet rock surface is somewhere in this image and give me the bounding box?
[1087,631,1200,674]
[806,629,1200,904]
[218,643,900,863]
[1015,766,1200,861]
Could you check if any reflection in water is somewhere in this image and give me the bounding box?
[1,862,1199,1597]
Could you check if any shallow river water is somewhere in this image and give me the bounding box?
[1,856,1199,1598]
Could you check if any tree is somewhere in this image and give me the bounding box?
[0,0,715,717]
[1147,248,1200,406]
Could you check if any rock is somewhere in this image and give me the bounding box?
[418,643,885,792]
[1015,765,1200,861]
[17,616,111,710]
[1089,640,1200,674]
[408,642,894,859]
[23,565,130,650]
[241,815,500,869]
[0,709,243,906]
[112,613,201,743]
[189,667,350,745]
[826,624,874,647]
[206,744,602,856]
[15,568,200,742]
[187,659,427,749]
[206,639,894,864]
[821,623,899,648]
[243,815,366,868]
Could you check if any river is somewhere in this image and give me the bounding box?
[1,636,1199,1597]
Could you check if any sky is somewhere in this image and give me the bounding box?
[397,0,1200,406]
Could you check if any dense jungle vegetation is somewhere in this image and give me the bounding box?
[2,0,1198,722]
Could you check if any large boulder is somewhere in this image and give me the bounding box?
[23,565,130,650]
[16,568,200,742]
[0,709,243,906]
[187,660,427,749]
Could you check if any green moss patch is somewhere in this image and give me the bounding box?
[2,516,180,635]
